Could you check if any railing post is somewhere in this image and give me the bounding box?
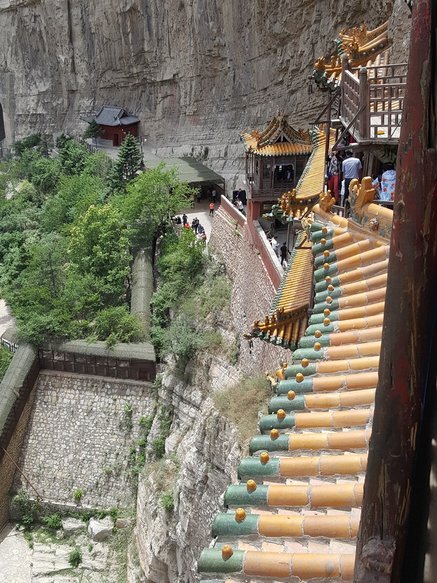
[340,56,349,120]
[359,67,370,140]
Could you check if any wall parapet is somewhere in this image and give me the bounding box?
[39,340,156,382]
[221,195,247,227]
[0,345,39,460]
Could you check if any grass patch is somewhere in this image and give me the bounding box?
[213,375,272,444]
[68,547,82,568]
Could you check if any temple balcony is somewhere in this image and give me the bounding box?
[339,60,408,145]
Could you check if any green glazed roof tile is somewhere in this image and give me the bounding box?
[312,239,334,255]
[238,456,280,479]
[276,378,314,395]
[292,346,327,359]
[285,363,317,377]
[306,322,335,335]
[297,335,331,349]
[314,287,342,303]
[197,549,244,574]
[314,250,337,269]
[268,395,306,413]
[309,311,339,325]
[310,222,325,232]
[312,299,340,313]
[314,275,341,292]
[249,434,290,453]
[224,484,269,507]
[259,413,296,431]
[212,513,259,537]
[314,263,339,282]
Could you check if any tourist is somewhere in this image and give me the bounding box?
[341,150,362,205]
[191,217,199,233]
[280,242,288,268]
[209,202,215,216]
[211,188,217,203]
[327,153,340,203]
[271,236,280,257]
[237,199,245,214]
[380,163,396,201]
[182,213,188,226]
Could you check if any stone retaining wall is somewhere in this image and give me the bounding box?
[15,371,156,510]
[210,205,290,375]
[0,345,39,529]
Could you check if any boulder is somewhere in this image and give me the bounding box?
[62,517,86,536]
[87,517,113,542]
[115,517,131,529]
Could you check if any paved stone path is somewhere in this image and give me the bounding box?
[0,524,32,583]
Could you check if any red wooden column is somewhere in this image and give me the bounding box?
[354,1,437,582]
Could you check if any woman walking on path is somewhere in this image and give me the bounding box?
[209,202,215,216]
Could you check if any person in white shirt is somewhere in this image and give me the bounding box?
[341,150,362,204]
[271,236,280,257]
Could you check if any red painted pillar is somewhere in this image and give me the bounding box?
[354,2,437,582]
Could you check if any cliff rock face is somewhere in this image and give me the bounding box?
[0,0,396,182]
[133,352,243,583]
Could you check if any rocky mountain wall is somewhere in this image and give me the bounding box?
[0,0,399,183]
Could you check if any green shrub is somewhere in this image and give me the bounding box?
[93,306,145,347]
[73,488,83,503]
[152,437,166,459]
[11,490,41,531]
[213,376,272,445]
[0,346,12,381]
[69,548,82,568]
[42,513,62,530]
[160,493,174,513]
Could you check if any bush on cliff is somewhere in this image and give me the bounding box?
[213,375,272,445]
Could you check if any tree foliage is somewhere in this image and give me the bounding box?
[83,119,103,142]
[110,133,143,191]
[115,163,194,247]
[0,133,197,346]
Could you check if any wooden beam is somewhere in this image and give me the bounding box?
[354,1,437,581]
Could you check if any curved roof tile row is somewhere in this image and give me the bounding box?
[198,204,391,582]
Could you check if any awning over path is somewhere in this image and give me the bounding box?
[142,153,225,185]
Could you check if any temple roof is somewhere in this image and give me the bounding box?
[91,106,140,127]
[241,114,312,157]
[249,231,313,349]
[312,20,391,90]
[268,127,335,221]
[198,190,393,582]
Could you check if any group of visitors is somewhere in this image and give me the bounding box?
[175,214,207,241]
[327,150,396,206]
[268,235,289,269]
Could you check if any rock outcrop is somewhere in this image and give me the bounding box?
[133,352,244,583]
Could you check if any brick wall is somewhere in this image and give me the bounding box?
[15,371,156,509]
[210,204,291,376]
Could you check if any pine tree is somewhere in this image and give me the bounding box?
[83,119,103,144]
[110,133,143,191]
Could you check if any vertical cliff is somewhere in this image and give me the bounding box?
[1,0,396,181]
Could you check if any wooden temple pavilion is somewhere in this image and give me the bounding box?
[241,114,312,221]
[312,19,407,181]
[86,105,140,147]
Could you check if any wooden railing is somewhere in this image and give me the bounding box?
[251,183,294,199]
[340,61,407,142]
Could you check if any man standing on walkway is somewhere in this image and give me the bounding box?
[341,150,362,205]
[209,202,215,216]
